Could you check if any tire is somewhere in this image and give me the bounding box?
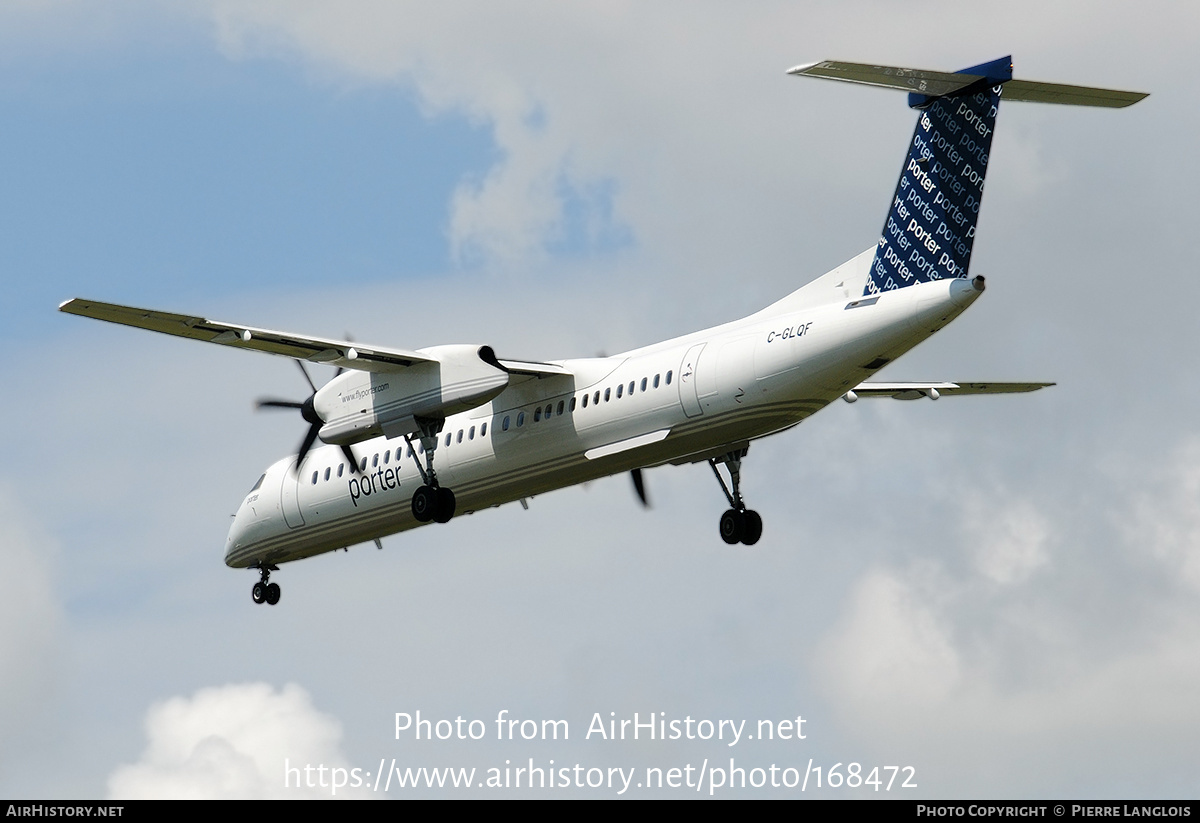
[741,510,763,546]
[411,485,437,522]
[265,582,281,605]
[434,487,456,523]
[719,509,743,545]
[252,582,267,604]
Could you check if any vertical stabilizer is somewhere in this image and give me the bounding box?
[866,57,1010,295]
[789,57,1146,296]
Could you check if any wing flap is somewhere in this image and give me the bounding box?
[59,298,435,373]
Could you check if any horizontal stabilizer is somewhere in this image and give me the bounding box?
[1001,79,1146,108]
[788,60,982,98]
[788,59,1147,108]
[844,381,1054,401]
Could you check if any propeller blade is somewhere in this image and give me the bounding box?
[297,423,321,467]
[256,398,305,411]
[295,360,317,393]
[340,444,359,474]
[631,468,650,508]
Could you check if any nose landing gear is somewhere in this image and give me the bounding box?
[251,563,281,605]
[710,448,762,546]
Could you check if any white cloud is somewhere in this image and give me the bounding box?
[1124,437,1200,591]
[816,473,1200,796]
[963,494,1051,585]
[0,487,62,754]
[108,682,370,799]
[819,565,963,708]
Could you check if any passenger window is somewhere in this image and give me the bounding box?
[654,374,660,388]
[616,384,623,398]
[445,433,451,447]
[569,397,576,412]
[360,457,368,471]
[372,454,379,468]
[629,381,635,395]
[469,426,475,440]
[666,370,673,385]
[503,416,510,432]
[383,450,389,464]
[338,464,344,478]
[456,429,463,443]
[558,400,565,415]
[534,407,542,423]
[593,391,600,405]
[640,378,647,392]
[545,404,552,418]
[311,471,318,485]
[604,388,611,402]
[481,422,487,436]
[324,467,331,481]
[517,411,525,427]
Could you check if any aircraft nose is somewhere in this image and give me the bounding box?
[225,508,254,568]
[224,519,242,568]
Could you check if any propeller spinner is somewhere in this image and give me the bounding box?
[257,361,358,472]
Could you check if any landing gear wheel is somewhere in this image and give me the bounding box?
[433,487,456,524]
[412,485,438,522]
[720,509,744,545]
[250,562,280,605]
[741,510,763,546]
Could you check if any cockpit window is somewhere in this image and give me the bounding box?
[248,474,265,493]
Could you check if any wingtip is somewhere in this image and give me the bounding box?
[786,61,821,75]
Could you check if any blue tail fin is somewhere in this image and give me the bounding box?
[790,57,1145,295]
[866,56,1012,295]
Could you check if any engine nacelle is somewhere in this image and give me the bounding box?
[312,345,509,445]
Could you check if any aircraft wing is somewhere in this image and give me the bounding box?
[59,298,435,373]
[847,381,1054,401]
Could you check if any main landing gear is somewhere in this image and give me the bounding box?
[251,562,281,606]
[405,417,457,525]
[710,448,763,546]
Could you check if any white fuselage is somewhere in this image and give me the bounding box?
[224,254,982,568]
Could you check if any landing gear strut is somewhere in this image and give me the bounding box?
[405,417,456,524]
[710,448,762,546]
[251,563,281,605]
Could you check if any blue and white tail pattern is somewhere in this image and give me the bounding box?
[788,56,1146,296]
[867,57,1011,295]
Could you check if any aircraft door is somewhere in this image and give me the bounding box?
[280,461,306,529]
[678,343,706,418]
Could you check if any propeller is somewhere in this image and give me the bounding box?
[257,361,358,472]
[631,468,650,508]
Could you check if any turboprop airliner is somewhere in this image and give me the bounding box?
[61,57,1145,605]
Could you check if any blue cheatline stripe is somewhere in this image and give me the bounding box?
[866,58,1013,296]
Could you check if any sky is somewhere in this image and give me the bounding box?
[1,0,1197,799]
